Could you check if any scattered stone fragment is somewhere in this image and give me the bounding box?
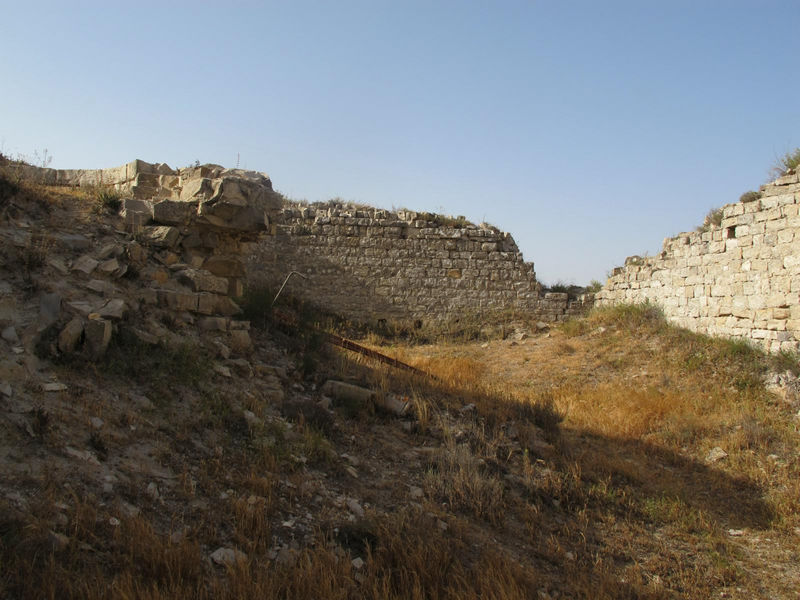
[409,486,424,499]
[727,529,745,537]
[2,325,19,344]
[98,299,128,320]
[210,547,247,566]
[346,498,365,518]
[0,383,12,397]
[213,364,232,378]
[72,255,99,276]
[46,257,69,274]
[375,393,411,416]
[705,446,728,464]
[97,258,120,275]
[175,268,228,294]
[42,382,67,392]
[90,417,104,429]
[53,232,91,251]
[140,226,180,248]
[58,317,84,353]
[322,380,375,405]
[351,557,364,569]
[64,446,100,465]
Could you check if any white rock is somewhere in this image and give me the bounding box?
[727,529,745,536]
[346,498,365,518]
[2,325,19,344]
[210,547,247,566]
[351,557,365,569]
[42,382,67,392]
[705,446,728,464]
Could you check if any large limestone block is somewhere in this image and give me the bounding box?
[203,255,245,278]
[197,175,278,231]
[175,268,229,294]
[120,199,154,226]
[153,199,197,225]
[140,226,180,248]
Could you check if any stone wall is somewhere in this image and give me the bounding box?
[247,202,591,324]
[6,158,593,325]
[596,170,800,352]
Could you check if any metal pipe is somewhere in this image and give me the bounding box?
[271,271,308,307]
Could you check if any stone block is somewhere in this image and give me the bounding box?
[98,299,128,320]
[86,318,112,358]
[203,255,245,277]
[175,268,229,294]
[196,293,217,315]
[58,317,84,354]
[72,255,99,276]
[153,199,197,225]
[140,226,180,248]
[120,199,154,226]
[159,290,198,312]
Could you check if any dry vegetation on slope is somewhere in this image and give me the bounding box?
[2,172,800,599]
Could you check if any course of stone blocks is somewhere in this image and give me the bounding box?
[596,170,800,352]
[247,202,590,325]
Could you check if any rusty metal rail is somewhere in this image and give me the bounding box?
[323,331,434,379]
[270,300,434,379]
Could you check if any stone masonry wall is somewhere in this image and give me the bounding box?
[6,158,592,325]
[248,203,590,324]
[596,170,800,352]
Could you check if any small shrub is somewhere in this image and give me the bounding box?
[559,318,588,337]
[698,207,723,232]
[238,285,275,329]
[772,147,800,177]
[425,442,504,523]
[585,279,603,294]
[739,190,761,203]
[770,349,800,376]
[92,187,122,214]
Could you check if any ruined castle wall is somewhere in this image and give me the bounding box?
[6,159,591,324]
[248,204,586,324]
[596,172,800,352]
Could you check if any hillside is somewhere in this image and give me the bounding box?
[1,171,800,599]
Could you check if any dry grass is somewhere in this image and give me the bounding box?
[4,275,800,599]
[367,303,800,597]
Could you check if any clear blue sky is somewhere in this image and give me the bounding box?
[2,1,798,285]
